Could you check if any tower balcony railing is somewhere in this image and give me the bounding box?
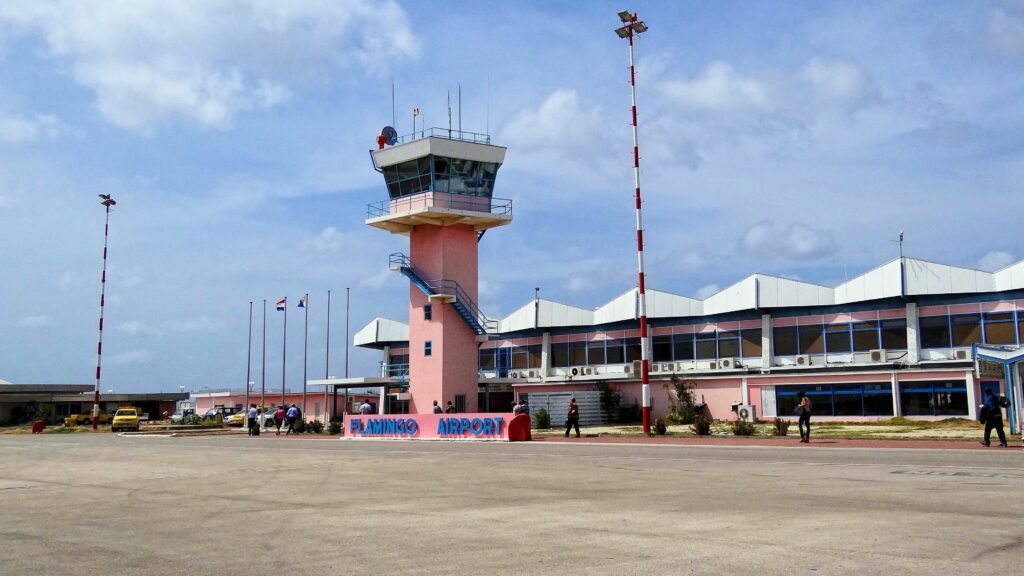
[381,362,409,381]
[389,252,497,335]
[396,127,491,145]
[367,191,512,219]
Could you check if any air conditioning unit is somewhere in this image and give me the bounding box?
[527,370,537,378]
[718,358,738,370]
[708,361,717,370]
[649,364,659,373]
[869,349,886,363]
[953,349,970,360]
[795,354,811,367]
[583,367,594,376]
[510,371,519,378]
[570,367,580,377]
[736,404,756,423]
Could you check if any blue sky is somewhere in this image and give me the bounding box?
[1,0,1022,392]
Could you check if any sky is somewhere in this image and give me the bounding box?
[0,0,1022,393]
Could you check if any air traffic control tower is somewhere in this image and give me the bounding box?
[368,127,511,414]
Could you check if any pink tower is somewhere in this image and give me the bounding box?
[368,128,511,414]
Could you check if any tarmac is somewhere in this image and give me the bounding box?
[0,433,1020,575]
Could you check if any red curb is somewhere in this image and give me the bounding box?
[531,434,1023,450]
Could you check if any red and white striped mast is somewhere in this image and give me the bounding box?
[93,194,116,429]
[615,10,652,434]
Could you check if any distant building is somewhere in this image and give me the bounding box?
[0,381,187,425]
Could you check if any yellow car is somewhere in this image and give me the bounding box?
[64,412,113,427]
[225,411,246,427]
[111,407,141,432]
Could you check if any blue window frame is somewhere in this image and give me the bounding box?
[424,341,432,357]
[899,380,968,416]
[775,383,894,417]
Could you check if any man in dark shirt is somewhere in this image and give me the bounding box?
[980,389,1008,447]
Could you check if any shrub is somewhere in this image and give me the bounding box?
[532,408,551,429]
[307,420,324,434]
[664,376,699,424]
[182,414,202,426]
[328,420,342,435]
[292,419,306,434]
[596,381,621,422]
[772,418,790,436]
[732,419,756,436]
[653,418,667,436]
[691,415,712,436]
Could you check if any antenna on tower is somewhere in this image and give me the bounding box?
[391,78,396,130]
[458,83,462,135]
[447,90,452,138]
[486,76,490,137]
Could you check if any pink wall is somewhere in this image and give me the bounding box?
[345,413,513,441]
[408,223,481,414]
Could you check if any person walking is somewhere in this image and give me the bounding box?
[444,400,456,414]
[247,404,258,436]
[564,397,580,438]
[432,400,443,414]
[359,400,373,414]
[273,405,285,435]
[797,390,812,443]
[285,404,300,435]
[980,388,1008,447]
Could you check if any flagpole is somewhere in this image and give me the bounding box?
[325,289,331,422]
[261,299,266,423]
[282,297,287,408]
[344,287,350,416]
[245,301,252,432]
[302,293,309,417]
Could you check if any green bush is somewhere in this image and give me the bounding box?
[691,415,712,436]
[292,419,306,434]
[653,418,667,436]
[732,419,756,436]
[328,420,342,435]
[596,381,621,422]
[772,418,790,436]
[664,376,699,424]
[307,420,324,434]
[532,408,551,429]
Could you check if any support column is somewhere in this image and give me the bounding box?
[741,377,749,405]
[541,331,551,380]
[378,386,386,415]
[965,369,977,421]
[891,373,901,417]
[906,303,919,364]
[761,314,772,372]
[382,345,391,377]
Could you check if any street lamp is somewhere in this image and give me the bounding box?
[92,194,116,430]
[614,10,653,434]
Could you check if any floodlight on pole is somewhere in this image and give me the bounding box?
[93,194,116,429]
[613,10,653,435]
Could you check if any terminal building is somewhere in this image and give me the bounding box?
[315,125,1022,435]
[352,256,1024,432]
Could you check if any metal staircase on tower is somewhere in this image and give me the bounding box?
[389,253,496,336]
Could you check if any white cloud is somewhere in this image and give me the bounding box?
[58,270,86,290]
[987,7,1024,58]
[308,226,357,253]
[801,58,876,110]
[116,320,157,336]
[500,89,618,185]
[166,315,224,333]
[0,113,64,143]
[17,315,51,328]
[740,221,837,260]
[661,61,772,113]
[108,349,152,365]
[694,284,720,300]
[977,250,1016,271]
[0,1,420,132]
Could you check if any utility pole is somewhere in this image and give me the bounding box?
[93,194,116,429]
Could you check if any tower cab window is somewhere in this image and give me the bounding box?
[424,304,432,321]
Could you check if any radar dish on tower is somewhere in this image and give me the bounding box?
[381,126,398,146]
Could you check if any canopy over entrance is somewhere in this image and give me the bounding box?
[974,344,1024,437]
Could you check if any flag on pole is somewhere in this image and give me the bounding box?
[298,294,307,308]
[276,298,286,311]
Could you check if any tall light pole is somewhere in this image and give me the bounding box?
[93,194,116,430]
[614,10,652,434]
[245,300,252,431]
